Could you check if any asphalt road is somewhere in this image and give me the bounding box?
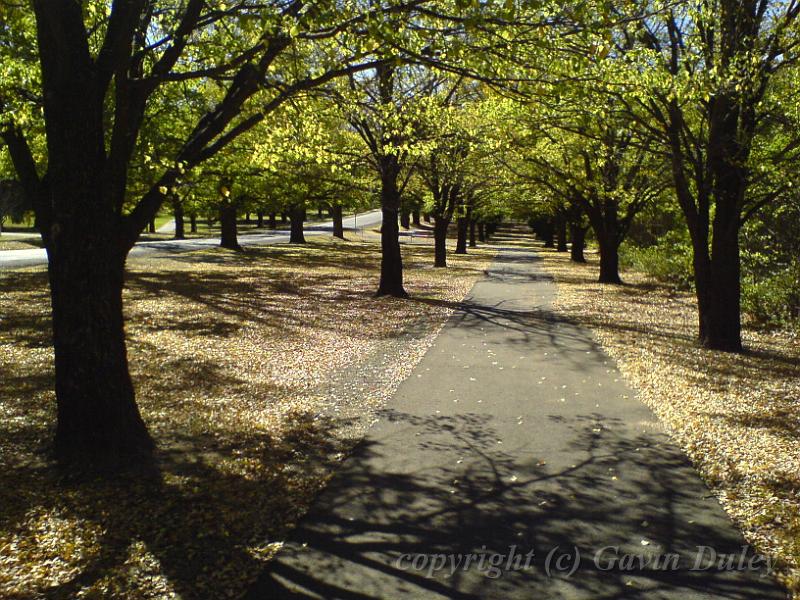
[247,245,785,599]
[0,210,384,270]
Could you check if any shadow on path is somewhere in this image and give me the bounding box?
[246,244,785,599]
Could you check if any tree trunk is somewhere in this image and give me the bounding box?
[281,212,288,223]
[317,207,323,218]
[424,213,432,224]
[542,220,555,248]
[256,211,264,228]
[696,206,743,351]
[434,219,449,267]
[455,216,468,254]
[268,212,277,229]
[469,219,477,248]
[290,206,306,243]
[700,95,746,352]
[48,243,154,465]
[148,218,156,234]
[173,196,185,240]
[569,224,587,263]
[331,204,344,239]
[412,210,421,226]
[376,168,407,297]
[190,214,198,233]
[219,203,242,251]
[245,212,251,224]
[556,216,568,252]
[597,234,622,284]
[586,201,622,284]
[23,12,158,467]
[400,210,411,229]
[478,222,486,242]
[374,63,407,298]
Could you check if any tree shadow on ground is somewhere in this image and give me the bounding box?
[0,404,360,600]
[0,234,499,598]
[246,409,784,599]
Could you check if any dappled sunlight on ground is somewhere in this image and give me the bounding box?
[0,234,494,599]
[536,242,800,596]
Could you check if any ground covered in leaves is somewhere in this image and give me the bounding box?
[0,233,493,599]
[538,246,800,597]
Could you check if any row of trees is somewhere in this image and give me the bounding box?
[2,0,799,469]
[0,0,527,468]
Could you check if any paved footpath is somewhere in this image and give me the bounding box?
[247,246,785,600]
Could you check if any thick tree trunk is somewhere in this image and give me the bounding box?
[173,196,185,240]
[48,243,154,465]
[455,216,468,254]
[148,218,156,234]
[695,208,743,351]
[478,222,486,242]
[400,210,411,229]
[219,203,242,251]
[374,63,407,298]
[434,219,449,267]
[701,97,746,352]
[281,212,288,223]
[268,212,277,229]
[586,201,622,284]
[556,216,568,252]
[190,214,198,233]
[412,210,421,226]
[469,219,477,248]
[377,207,406,296]
[289,206,306,243]
[424,213,432,224]
[597,235,622,284]
[376,169,407,297]
[569,224,587,263]
[331,204,344,239]
[26,12,158,468]
[256,211,264,228]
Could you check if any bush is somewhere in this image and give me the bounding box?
[742,264,800,330]
[620,232,694,289]
[622,231,800,331]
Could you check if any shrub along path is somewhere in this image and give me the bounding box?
[248,240,785,599]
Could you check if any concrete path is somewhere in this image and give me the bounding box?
[0,210,382,270]
[247,245,784,599]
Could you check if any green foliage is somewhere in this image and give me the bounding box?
[620,231,694,290]
[742,265,800,331]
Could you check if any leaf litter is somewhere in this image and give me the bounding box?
[538,246,800,597]
[0,233,493,599]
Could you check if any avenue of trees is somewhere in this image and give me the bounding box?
[1,0,799,469]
